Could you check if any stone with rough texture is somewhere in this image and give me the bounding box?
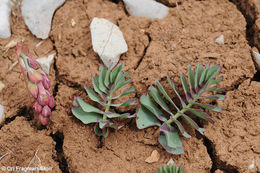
[145,150,160,163]
[21,0,66,39]
[252,50,260,70]
[0,0,12,39]
[90,17,128,68]
[0,104,4,125]
[215,34,224,44]
[36,54,55,75]
[123,0,168,19]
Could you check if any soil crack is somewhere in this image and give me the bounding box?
[134,32,152,70]
[50,131,70,173]
[202,135,239,173]
[0,106,31,130]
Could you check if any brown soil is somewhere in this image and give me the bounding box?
[0,0,259,173]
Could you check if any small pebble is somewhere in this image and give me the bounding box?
[123,0,168,19]
[252,50,260,70]
[36,54,55,75]
[0,104,4,125]
[145,150,160,163]
[215,34,224,45]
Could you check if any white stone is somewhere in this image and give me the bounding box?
[252,50,260,70]
[145,150,160,163]
[90,17,128,69]
[0,0,12,39]
[248,160,255,170]
[167,158,175,165]
[36,54,55,75]
[123,0,168,19]
[21,0,66,39]
[215,34,224,44]
[0,104,4,125]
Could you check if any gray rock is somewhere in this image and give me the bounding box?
[123,0,168,19]
[0,0,12,39]
[90,17,128,69]
[21,0,66,39]
[215,34,224,44]
[252,50,260,70]
[0,104,4,125]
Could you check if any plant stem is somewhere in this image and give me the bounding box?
[166,97,197,124]
[103,99,111,120]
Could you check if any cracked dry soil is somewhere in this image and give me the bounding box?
[0,0,260,172]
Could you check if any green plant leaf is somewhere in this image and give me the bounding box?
[110,64,124,83]
[112,78,131,93]
[140,94,167,121]
[156,80,180,111]
[181,113,205,135]
[207,86,225,92]
[136,105,161,129]
[149,86,173,116]
[170,117,191,138]
[156,164,185,173]
[105,112,135,118]
[206,64,221,81]
[110,86,135,99]
[194,103,222,112]
[160,123,183,150]
[180,73,191,102]
[84,85,103,103]
[104,69,111,87]
[94,125,109,137]
[195,63,203,90]
[158,132,184,155]
[72,107,102,124]
[98,66,107,92]
[103,99,136,107]
[76,97,103,114]
[167,76,186,106]
[114,71,130,85]
[187,108,215,123]
[99,120,122,129]
[198,94,225,100]
[188,64,195,92]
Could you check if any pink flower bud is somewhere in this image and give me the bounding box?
[33,102,42,113]
[19,59,27,76]
[39,114,49,125]
[48,96,55,108]
[28,58,40,70]
[42,105,51,117]
[42,75,51,89]
[28,69,43,83]
[37,83,50,106]
[28,81,38,98]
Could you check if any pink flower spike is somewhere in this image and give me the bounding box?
[42,75,51,89]
[28,58,40,70]
[39,114,49,125]
[28,81,38,98]
[28,69,43,83]
[48,96,55,108]
[19,59,27,76]
[42,105,51,117]
[33,102,42,113]
[37,83,49,106]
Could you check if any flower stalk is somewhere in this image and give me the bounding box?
[16,43,55,126]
